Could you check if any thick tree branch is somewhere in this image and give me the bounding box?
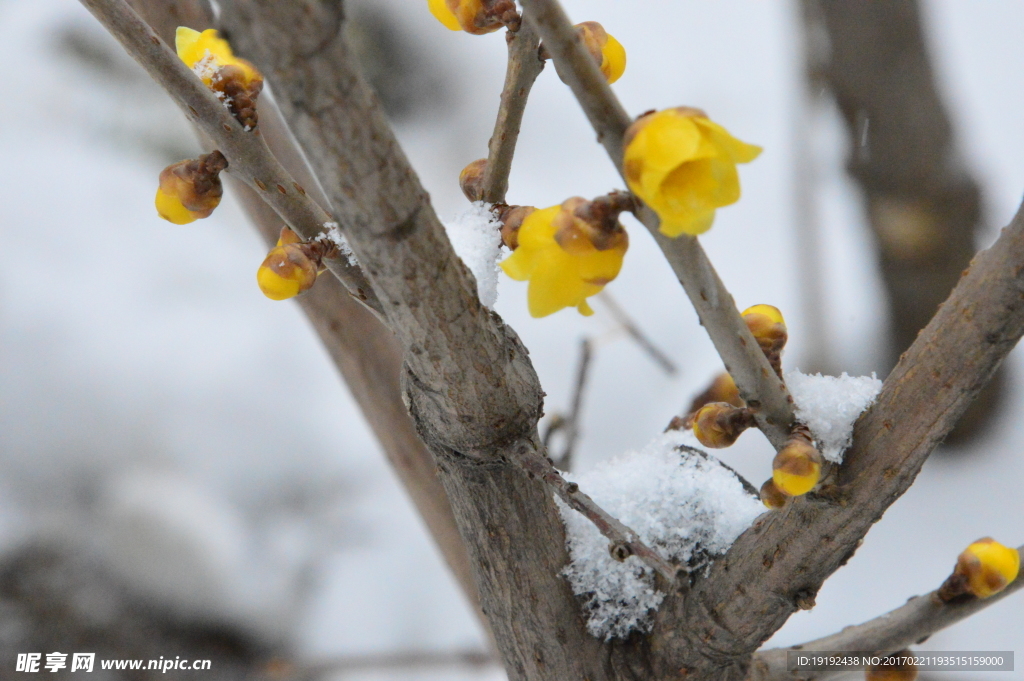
[752,545,1024,681]
[482,21,544,204]
[78,0,383,317]
[519,0,796,450]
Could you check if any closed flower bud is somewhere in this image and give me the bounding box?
[459,158,488,202]
[772,437,823,497]
[176,27,263,129]
[742,304,787,375]
[428,0,514,34]
[155,150,228,224]
[256,227,327,301]
[938,537,1020,601]
[573,22,626,84]
[759,479,787,510]
[691,402,754,449]
[500,195,629,317]
[866,651,918,681]
[623,107,761,237]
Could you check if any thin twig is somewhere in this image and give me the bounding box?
[514,442,680,585]
[482,20,545,204]
[596,291,678,375]
[288,650,497,680]
[77,0,383,318]
[752,545,1024,681]
[519,0,796,450]
[552,337,593,471]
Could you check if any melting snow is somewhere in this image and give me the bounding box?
[442,202,503,309]
[785,370,883,463]
[557,431,763,639]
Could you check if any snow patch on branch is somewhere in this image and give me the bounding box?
[442,202,503,309]
[785,370,883,463]
[318,221,357,266]
[557,431,763,640]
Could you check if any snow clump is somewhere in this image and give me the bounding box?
[443,202,503,309]
[785,370,883,463]
[557,430,763,640]
[319,221,357,265]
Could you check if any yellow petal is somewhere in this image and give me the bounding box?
[658,208,715,238]
[694,117,762,163]
[742,304,785,326]
[526,251,585,317]
[257,265,302,300]
[601,33,627,84]
[428,0,462,30]
[499,248,535,281]
[155,188,197,224]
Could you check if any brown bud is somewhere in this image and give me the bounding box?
[459,158,488,202]
[158,150,228,217]
[497,205,535,250]
[759,479,787,510]
[211,64,264,130]
[866,651,918,681]
[691,402,755,449]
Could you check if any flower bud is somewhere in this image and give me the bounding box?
[459,158,488,202]
[155,150,228,224]
[497,205,535,251]
[256,227,321,300]
[938,537,1020,601]
[759,479,787,510]
[428,0,513,34]
[772,437,823,497]
[866,651,918,681]
[691,402,754,449]
[742,304,787,375]
[574,22,626,84]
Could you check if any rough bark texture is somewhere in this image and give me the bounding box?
[216,2,609,678]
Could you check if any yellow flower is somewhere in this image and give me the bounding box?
[500,198,628,317]
[623,108,761,237]
[957,538,1020,599]
[428,0,503,35]
[772,438,822,497]
[575,22,626,84]
[175,27,261,87]
[257,228,320,301]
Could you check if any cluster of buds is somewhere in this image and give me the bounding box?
[623,107,761,237]
[176,27,264,130]
[865,651,918,681]
[499,193,630,317]
[428,0,519,34]
[937,537,1020,601]
[155,150,228,224]
[539,22,626,85]
[256,227,338,301]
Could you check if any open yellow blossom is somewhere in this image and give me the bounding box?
[175,27,261,87]
[500,199,628,317]
[623,107,761,237]
[575,22,626,84]
[428,0,503,34]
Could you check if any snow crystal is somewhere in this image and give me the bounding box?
[192,52,218,83]
[318,221,358,265]
[442,202,503,309]
[557,431,764,639]
[785,370,883,463]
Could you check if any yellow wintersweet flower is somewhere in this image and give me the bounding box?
[175,27,261,87]
[575,22,626,84]
[623,107,761,237]
[428,0,503,35]
[500,198,628,317]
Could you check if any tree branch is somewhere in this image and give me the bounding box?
[518,0,795,450]
[551,337,592,471]
[752,545,1024,681]
[482,21,544,204]
[78,0,383,318]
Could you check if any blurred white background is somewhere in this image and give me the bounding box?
[1,0,1021,678]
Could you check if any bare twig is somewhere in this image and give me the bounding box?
[752,545,1024,681]
[482,20,544,204]
[514,442,679,585]
[596,291,678,375]
[78,0,383,318]
[552,337,593,471]
[288,650,497,680]
[519,0,795,449]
